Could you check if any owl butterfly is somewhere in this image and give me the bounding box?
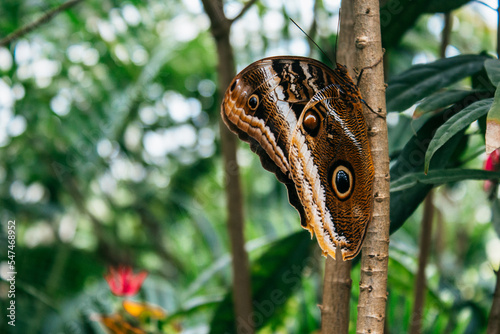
[221,56,374,260]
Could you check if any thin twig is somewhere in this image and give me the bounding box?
[306,0,320,58]
[230,0,259,23]
[0,0,85,47]
[440,12,452,59]
[201,0,255,332]
[487,268,500,333]
[409,191,434,334]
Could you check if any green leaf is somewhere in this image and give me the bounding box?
[485,59,500,86]
[386,55,489,112]
[209,232,314,333]
[167,295,223,321]
[414,89,481,117]
[381,0,472,48]
[390,169,500,192]
[390,110,467,234]
[424,98,493,173]
[424,0,472,13]
[486,84,500,153]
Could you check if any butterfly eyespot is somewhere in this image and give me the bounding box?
[303,110,320,136]
[331,164,353,200]
[230,79,238,92]
[248,94,259,110]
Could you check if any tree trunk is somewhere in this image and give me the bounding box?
[320,1,356,332]
[353,1,391,333]
[201,0,254,332]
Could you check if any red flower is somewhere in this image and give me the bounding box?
[484,148,500,193]
[104,266,148,297]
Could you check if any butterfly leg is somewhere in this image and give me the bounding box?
[355,55,384,86]
[361,99,385,119]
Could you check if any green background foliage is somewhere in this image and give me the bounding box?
[0,0,499,333]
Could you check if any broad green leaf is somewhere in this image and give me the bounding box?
[486,84,500,154]
[386,55,489,112]
[424,98,493,173]
[390,169,500,192]
[390,110,467,234]
[209,232,314,333]
[485,58,500,86]
[414,89,480,117]
[424,0,472,13]
[167,295,223,321]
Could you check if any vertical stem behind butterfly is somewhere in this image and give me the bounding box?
[409,191,434,334]
[321,1,355,333]
[353,1,391,333]
[202,0,254,332]
[487,2,500,332]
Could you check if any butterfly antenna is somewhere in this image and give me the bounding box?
[289,18,335,68]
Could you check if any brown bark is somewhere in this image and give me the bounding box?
[487,268,500,334]
[320,1,356,332]
[321,250,352,333]
[353,1,391,333]
[0,0,85,47]
[201,0,254,332]
[409,191,434,334]
[440,13,452,59]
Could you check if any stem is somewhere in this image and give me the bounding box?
[440,12,452,59]
[0,0,85,47]
[201,0,254,332]
[321,1,355,332]
[353,1,391,333]
[409,191,434,334]
[487,268,500,333]
[321,250,352,333]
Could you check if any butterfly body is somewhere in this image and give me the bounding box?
[222,56,374,260]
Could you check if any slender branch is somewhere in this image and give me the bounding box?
[321,1,355,332]
[321,250,352,333]
[201,0,254,332]
[440,12,452,59]
[0,0,85,47]
[307,0,320,58]
[488,268,500,333]
[353,0,391,332]
[230,0,259,23]
[409,191,434,334]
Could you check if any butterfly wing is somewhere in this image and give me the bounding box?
[221,56,374,260]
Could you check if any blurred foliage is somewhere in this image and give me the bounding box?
[0,0,499,333]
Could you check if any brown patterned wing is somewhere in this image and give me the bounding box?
[221,56,374,260]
